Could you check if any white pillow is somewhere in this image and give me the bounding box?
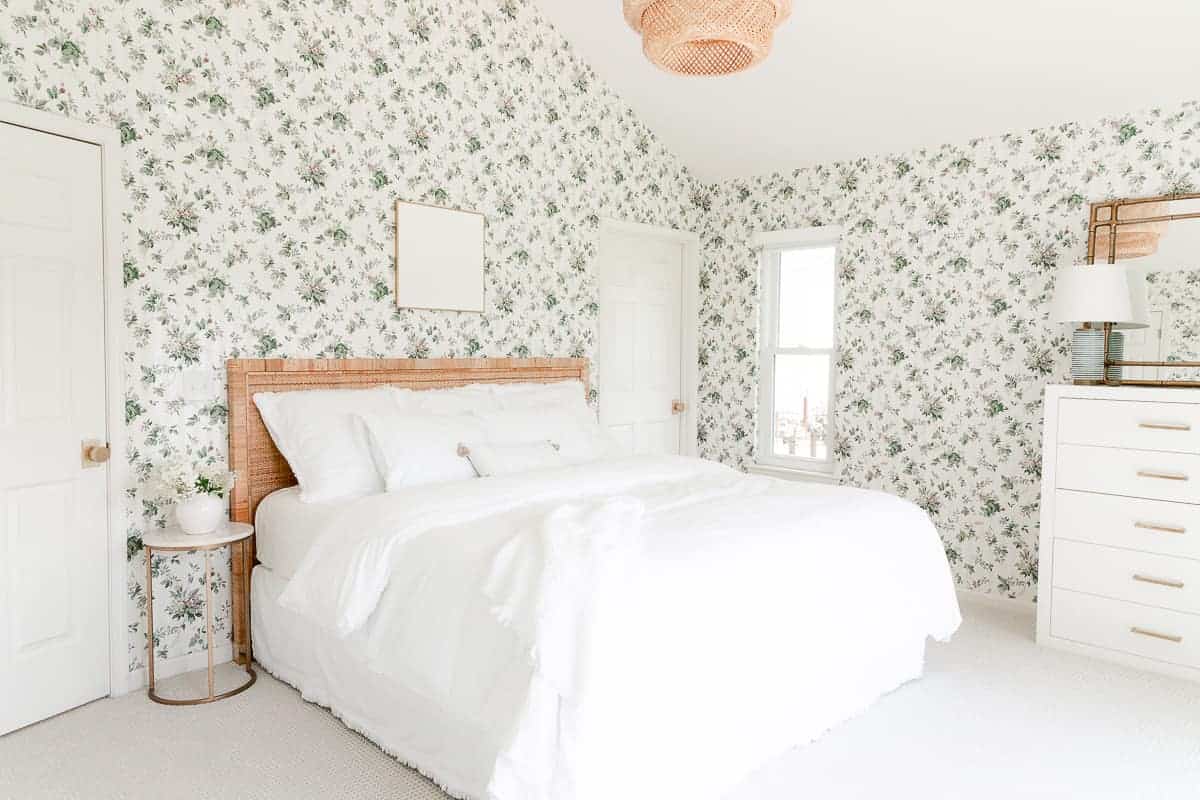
[491,380,588,412]
[253,387,401,503]
[397,383,502,416]
[487,381,624,463]
[461,440,565,477]
[359,412,482,490]
[474,405,604,464]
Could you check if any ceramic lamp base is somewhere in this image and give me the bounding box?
[1071,328,1124,383]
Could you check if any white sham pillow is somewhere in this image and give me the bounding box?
[486,381,625,463]
[461,440,565,477]
[396,383,502,416]
[491,380,588,412]
[253,387,401,503]
[474,405,603,464]
[359,412,482,490]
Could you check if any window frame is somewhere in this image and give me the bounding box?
[754,226,842,475]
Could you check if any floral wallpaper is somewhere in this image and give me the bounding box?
[1144,269,1200,382]
[4,0,1200,673]
[0,0,701,670]
[695,100,1200,599]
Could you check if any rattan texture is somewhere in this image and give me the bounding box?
[224,358,590,666]
[1094,201,1168,260]
[623,0,792,76]
[227,358,590,526]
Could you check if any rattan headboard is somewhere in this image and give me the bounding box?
[227,357,590,524]
[224,357,589,665]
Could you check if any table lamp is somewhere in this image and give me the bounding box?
[1050,264,1149,383]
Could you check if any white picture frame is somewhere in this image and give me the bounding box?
[394,200,485,313]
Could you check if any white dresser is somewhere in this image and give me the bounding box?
[1038,384,1200,681]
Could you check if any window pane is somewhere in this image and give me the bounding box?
[777,246,835,349]
[772,353,830,461]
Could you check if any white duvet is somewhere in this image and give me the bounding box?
[276,455,961,800]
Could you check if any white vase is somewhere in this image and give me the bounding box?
[176,494,225,536]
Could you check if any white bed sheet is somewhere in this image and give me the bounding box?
[252,565,514,798]
[261,455,961,800]
[254,487,345,579]
[253,560,931,800]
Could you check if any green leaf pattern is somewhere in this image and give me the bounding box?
[3,0,1199,671]
[0,0,698,671]
[699,104,1200,599]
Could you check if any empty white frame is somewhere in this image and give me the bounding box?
[394,200,485,312]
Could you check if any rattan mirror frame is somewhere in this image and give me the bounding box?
[1086,193,1200,387]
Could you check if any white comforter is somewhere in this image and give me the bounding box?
[277,455,960,800]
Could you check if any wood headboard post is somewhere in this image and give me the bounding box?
[225,357,590,665]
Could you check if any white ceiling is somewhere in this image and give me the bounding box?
[533,0,1200,182]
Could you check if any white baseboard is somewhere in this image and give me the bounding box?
[123,644,234,693]
[956,588,1036,618]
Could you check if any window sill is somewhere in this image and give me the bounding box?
[747,463,837,484]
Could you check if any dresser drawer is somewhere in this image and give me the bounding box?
[1050,588,1200,670]
[1058,398,1200,453]
[1052,538,1200,614]
[1053,490,1200,560]
[1056,444,1200,504]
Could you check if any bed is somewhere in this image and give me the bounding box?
[227,358,961,800]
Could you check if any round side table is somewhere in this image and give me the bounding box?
[143,521,257,705]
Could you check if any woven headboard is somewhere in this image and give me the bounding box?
[224,356,589,664]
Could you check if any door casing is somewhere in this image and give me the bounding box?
[598,218,700,457]
[0,102,129,697]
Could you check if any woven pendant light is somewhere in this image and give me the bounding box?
[623,0,793,76]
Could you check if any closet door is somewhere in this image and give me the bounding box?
[598,229,686,455]
[0,121,109,734]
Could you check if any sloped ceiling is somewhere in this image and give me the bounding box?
[534,0,1200,181]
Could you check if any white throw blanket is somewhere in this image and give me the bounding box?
[277,455,961,800]
[483,499,644,699]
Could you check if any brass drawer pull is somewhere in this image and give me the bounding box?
[1135,521,1187,535]
[1130,626,1183,644]
[1138,422,1192,432]
[1132,574,1185,589]
[1137,470,1189,482]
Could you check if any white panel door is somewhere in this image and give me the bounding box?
[598,230,684,455]
[0,121,109,734]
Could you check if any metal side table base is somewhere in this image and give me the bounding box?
[144,523,257,706]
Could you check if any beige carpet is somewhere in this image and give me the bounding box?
[2,599,1199,800]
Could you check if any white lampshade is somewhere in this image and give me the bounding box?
[1050,264,1149,330]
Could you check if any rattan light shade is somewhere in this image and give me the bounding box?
[623,0,793,76]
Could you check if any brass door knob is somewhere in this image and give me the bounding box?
[82,441,111,466]
[671,400,687,415]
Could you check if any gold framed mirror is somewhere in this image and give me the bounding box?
[1087,193,1200,387]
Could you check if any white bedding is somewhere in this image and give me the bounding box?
[252,565,519,794]
[267,455,961,800]
[254,487,344,579]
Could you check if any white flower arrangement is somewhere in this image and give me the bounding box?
[149,460,237,501]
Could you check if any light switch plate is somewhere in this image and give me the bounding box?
[181,369,212,404]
